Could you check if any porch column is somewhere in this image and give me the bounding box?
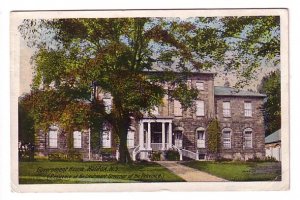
[147,122,151,150]
[139,121,144,149]
[162,122,165,150]
[168,122,172,149]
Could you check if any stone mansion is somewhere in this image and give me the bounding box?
[35,71,266,161]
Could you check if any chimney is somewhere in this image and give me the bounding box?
[224,77,230,87]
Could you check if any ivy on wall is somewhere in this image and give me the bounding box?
[207,118,221,156]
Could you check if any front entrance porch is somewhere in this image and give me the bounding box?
[131,118,200,161]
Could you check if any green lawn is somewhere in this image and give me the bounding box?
[19,160,184,184]
[182,161,281,181]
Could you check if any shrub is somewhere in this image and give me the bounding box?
[165,150,180,161]
[48,152,67,161]
[67,151,83,161]
[216,157,233,162]
[151,151,162,161]
[48,151,83,161]
[100,148,115,161]
[264,156,278,162]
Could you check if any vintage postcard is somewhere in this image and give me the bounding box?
[10,9,289,192]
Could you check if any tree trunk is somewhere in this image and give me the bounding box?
[117,129,132,164]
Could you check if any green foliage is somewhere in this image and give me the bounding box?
[48,151,83,162]
[258,70,281,136]
[18,97,35,144]
[150,151,162,161]
[165,150,180,161]
[207,119,221,155]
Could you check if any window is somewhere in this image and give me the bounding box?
[196,100,205,116]
[73,131,82,148]
[127,130,135,148]
[244,102,252,117]
[196,82,204,90]
[102,123,111,148]
[223,101,231,117]
[222,129,231,149]
[174,100,182,116]
[243,128,253,148]
[102,130,111,148]
[103,98,112,113]
[196,128,205,148]
[49,130,58,148]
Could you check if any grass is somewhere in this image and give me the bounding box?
[182,161,281,181]
[19,160,184,184]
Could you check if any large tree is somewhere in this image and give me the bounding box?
[19,16,280,163]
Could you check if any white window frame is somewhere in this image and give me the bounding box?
[49,129,58,148]
[73,131,82,148]
[223,101,231,117]
[174,131,183,148]
[103,98,112,113]
[196,127,205,148]
[174,100,183,116]
[196,82,204,90]
[127,130,135,148]
[243,128,253,149]
[244,102,252,117]
[222,129,232,149]
[196,100,205,116]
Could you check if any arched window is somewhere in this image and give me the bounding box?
[243,128,253,148]
[196,127,205,148]
[222,128,232,149]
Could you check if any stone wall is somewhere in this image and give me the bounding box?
[215,96,266,160]
[35,129,91,160]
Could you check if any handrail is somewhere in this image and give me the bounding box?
[172,145,183,161]
[181,149,199,160]
[132,145,140,161]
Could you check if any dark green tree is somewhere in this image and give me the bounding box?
[207,119,221,159]
[258,70,281,136]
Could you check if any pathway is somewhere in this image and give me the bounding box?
[156,161,227,182]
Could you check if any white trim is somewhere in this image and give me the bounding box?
[73,131,82,148]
